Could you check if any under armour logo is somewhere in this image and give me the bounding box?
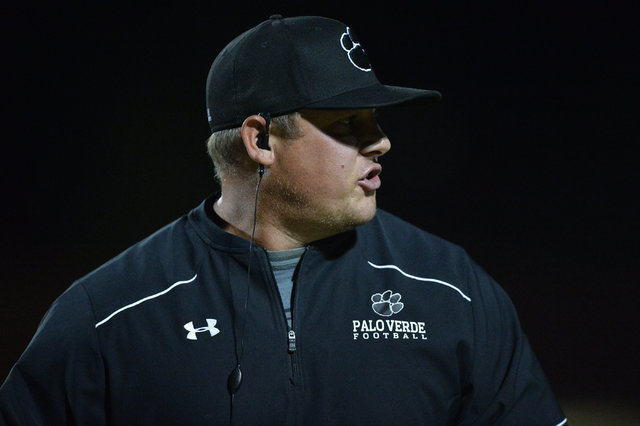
[184,319,220,340]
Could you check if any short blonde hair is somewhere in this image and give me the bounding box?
[206,112,300,182]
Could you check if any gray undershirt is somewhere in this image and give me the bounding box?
[267,247,305,328]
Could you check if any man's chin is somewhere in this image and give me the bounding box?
[356,206,378,226]
[332,205,378,232]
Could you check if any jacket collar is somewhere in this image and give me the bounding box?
[187,192,357,256]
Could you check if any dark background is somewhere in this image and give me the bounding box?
[2,1,638,418]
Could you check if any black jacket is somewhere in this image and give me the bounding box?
[1,195,566,425]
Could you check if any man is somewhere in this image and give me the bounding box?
[1,15,567,425]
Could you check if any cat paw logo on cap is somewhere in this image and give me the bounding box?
[340,27,372,72]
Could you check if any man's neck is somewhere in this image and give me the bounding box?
[213,191,310,251]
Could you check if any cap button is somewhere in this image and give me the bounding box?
[269,14,283,20]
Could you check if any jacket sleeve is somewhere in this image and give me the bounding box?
[0,282,106,426]
[457,259,567,426]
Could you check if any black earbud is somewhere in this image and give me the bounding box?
[257,134,269,150]
[257,112,271,176]
[257,112,271,150]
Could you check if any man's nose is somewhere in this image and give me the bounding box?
[360,127,391,159]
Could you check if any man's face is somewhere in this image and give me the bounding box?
[262,108,391,240]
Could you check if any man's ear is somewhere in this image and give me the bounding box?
[241,115,274,168]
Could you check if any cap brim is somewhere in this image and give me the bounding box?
[304,83,442,110]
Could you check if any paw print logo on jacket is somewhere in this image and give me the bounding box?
[340,27,372,72]
[371,290,404,317]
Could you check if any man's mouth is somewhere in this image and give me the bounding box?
[358,164,382,192]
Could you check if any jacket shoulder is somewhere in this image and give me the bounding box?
[363,209,468,259]
[357,210,476,297]
[74,214,204,323]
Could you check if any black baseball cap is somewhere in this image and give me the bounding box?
[206,15,441,132]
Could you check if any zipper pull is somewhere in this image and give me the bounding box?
[288,329,296,353]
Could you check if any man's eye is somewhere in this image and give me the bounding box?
[337,116,356,126]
